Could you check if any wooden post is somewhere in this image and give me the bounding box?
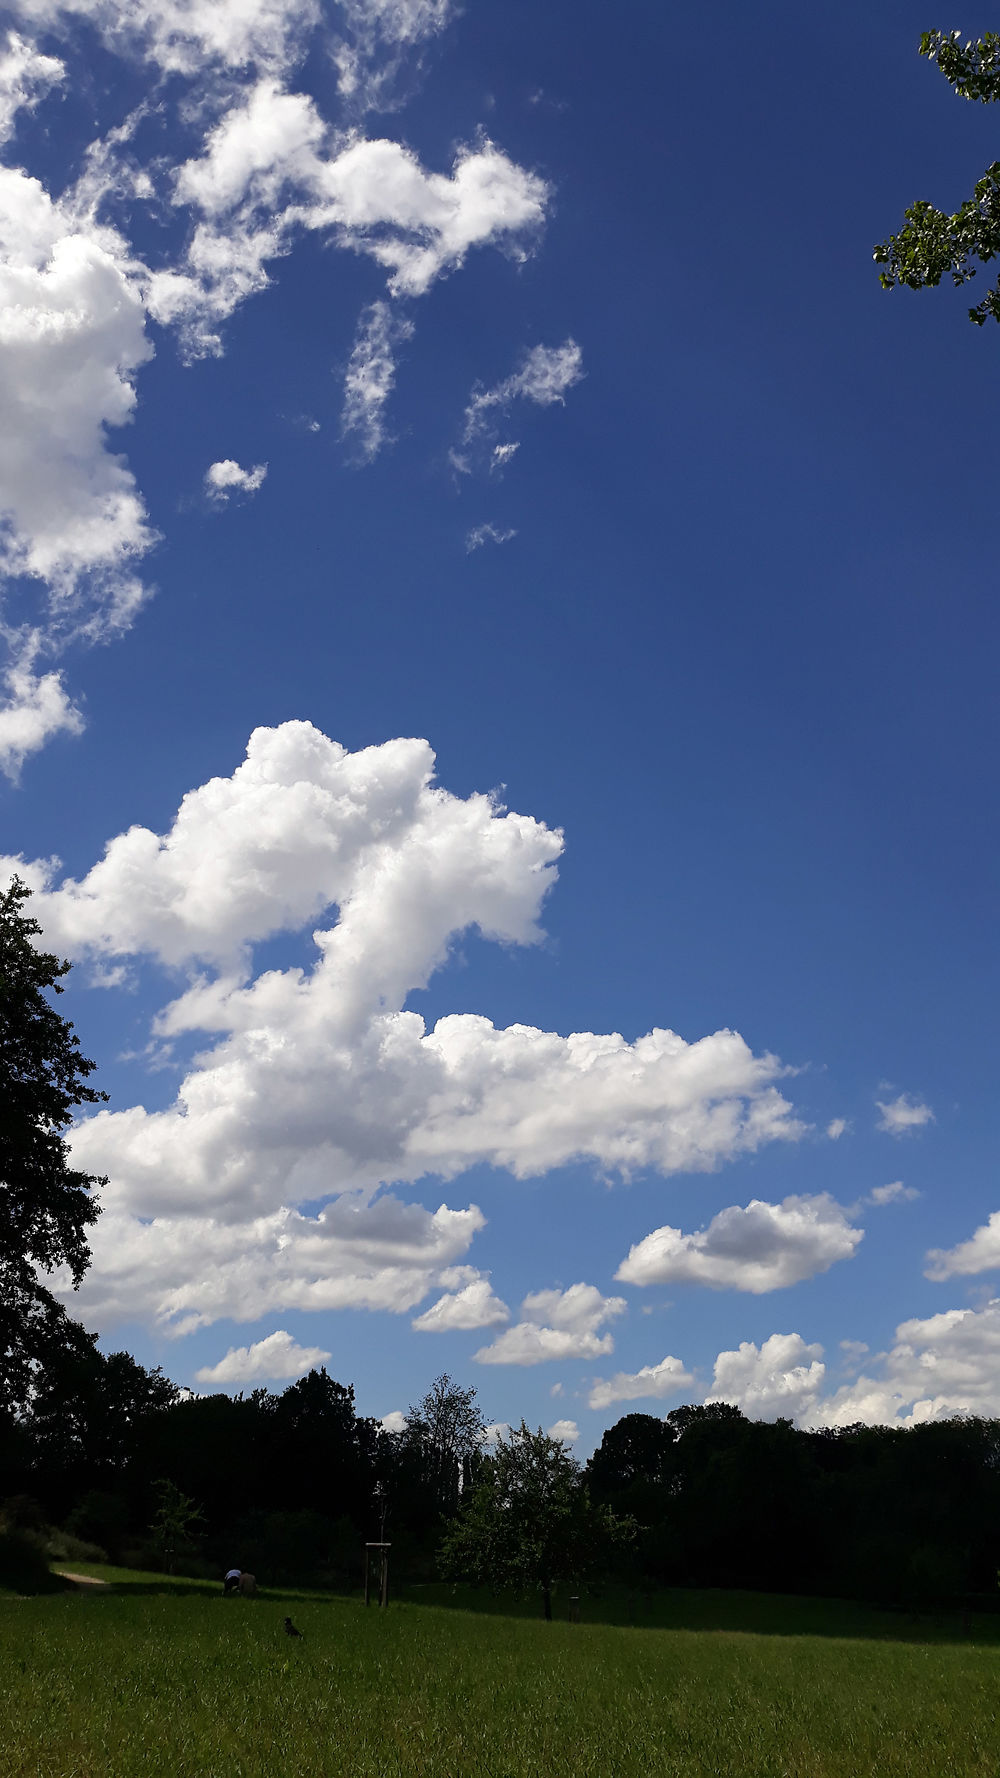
[366,1543,391,1608]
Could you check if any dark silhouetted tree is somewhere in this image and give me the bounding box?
[0,878,107,1417]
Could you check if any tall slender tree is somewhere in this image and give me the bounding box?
[0,878,107,1415]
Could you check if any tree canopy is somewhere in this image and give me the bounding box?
[439,1422,632,1619]
[0,878,107,1415]
[875,30,1000,325]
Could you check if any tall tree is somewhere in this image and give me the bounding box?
[439,1422,632,1620]
[0,878,107,1415]
[405,1373,487,1516]
[875,30,1000,325]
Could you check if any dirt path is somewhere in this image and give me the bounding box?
[52,1571,112,1590]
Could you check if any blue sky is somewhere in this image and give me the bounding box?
[3,0,1000,1447]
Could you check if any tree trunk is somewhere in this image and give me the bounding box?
[542,1582,552,1621]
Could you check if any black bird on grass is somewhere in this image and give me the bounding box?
[284,1616,303,1638]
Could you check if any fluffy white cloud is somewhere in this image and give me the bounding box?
[707,1332,827,1421]
[381,1409,408,1433]
[616,1194,861,1294]
[926,1210,1000,1280]
[587,1354,693,1411]
[453,339,582,472]
[0,165,153,588]
[9,0,321,79]
[8,723,805,1334]
[61,1194,484,1334]
[876,1093,934,1135]
[194,1328,331,1384]
[475,1284,626,1366]
[703,1300,1000,1428]
[466,523,516,552]
[0,646,83,779]
[826,1117,848,1140]
[547,1418,579,1443]
[412,1276,510,1332]
[341,299,413,461]
[809,1300,1000,1427]
[205,459,267,499]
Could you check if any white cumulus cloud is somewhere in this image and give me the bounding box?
[616,1193,861,1293]
[412,1276,510,1332]
[546,1418,579,1444]
[707,1332,827,1422]
[876,1093,934,1136]
[205,459,267,499]
[194,1328,331,1384]
[587,1354,693,1411]
[869,1180,920,1207]
[6,722,804,1334]
[474,1283,626,1366]
[381,1408,408,1434]
[926,1210,1000,1279]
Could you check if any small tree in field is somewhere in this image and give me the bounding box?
[439,1422,633,1620]
[150,1480,203,1574]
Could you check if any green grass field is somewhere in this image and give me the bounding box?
[3,1569,1000,1776]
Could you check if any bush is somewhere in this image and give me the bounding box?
[0,1530,67,1595]
[44,1528,108,1565]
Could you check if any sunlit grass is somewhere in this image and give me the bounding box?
[2,1572,999,1776]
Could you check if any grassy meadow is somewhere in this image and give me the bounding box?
[2,1570,1000,1777]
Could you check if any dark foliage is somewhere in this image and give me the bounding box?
[875,30,1000,325]
[0,877,107,1418]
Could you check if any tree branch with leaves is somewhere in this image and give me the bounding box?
[875,29,1000,325]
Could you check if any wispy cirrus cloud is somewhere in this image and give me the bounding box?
[451,339,583,475]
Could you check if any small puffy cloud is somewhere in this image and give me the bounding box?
[381,1409,408,1434]
[706,1332,826,1422]
[454,339,583,472]
[205,459,267,499]
[341,298,413,462]
[616,1194,861,1294]
[194,1328,331,1385]
[547,1419,579,1444]
[412,1277,510,1332]
[0,648,83,781]
[869,1180,920,1207]
[475,1283,625,1366]
[587,1354,692,1411]
[826,1117,848,1140]
[926,1210,1000,1280]
[876,1093,934,1136]
[481,1421,510,1446]
[466,523,516,553]
[490,442,519,473]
